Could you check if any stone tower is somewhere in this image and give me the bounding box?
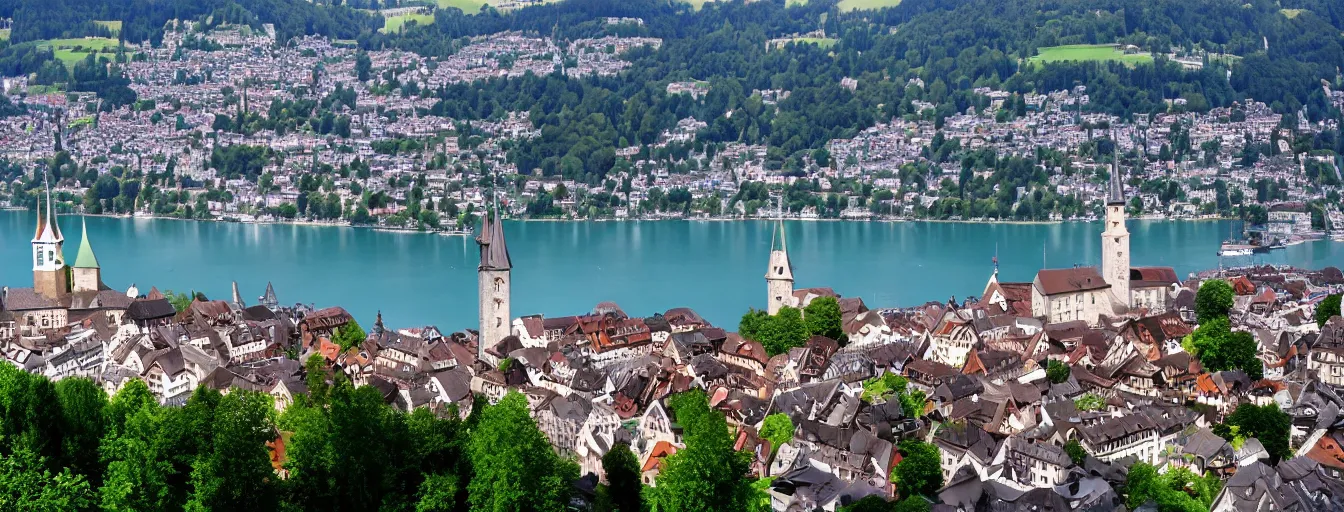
[477,205,512,364]
[1101,143,1131,308]
[32,176,67,300]
[72,217,102,293]
[766,220,794,315]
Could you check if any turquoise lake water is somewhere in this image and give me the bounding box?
[2,212,1340,329]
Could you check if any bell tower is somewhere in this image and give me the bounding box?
[1101,138,1131,308]
[765,220,794,315]
[71,217,102,293]
[32,173,68,300]
[477,201,512,365]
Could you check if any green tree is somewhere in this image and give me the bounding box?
[186,390,278,512]
[758,306,810,356]
[1046,360,1070,384]
[1064,439,1087,465]
[163,290,193,313]
[55,378,106,485]
[1191,318,1263,380]
[803,297,845,343]
[758,413,795,456]
[892,440,941,499]
[415,473,458,512]
[99,388,174,512]
[332,320,367,352]
[303,354,330,407]
[1075,393,1105,411]
[1123,462,1207,512]
[1215,403,1291,464]
[0,448,97,512]
[468,391,576,512]
[601,442,642,512]
[737,309,769,341]
[1195,279,1234,323]
[1318,294,1342,328]
[651,390,755,512]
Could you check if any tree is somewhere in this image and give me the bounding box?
[892,440,941,499]
[1318,294,1342,328]
[601,443,642,512]
[186,390,279,512]
[1195,279,1234,323]
[55,378,106,485]
[803,297,845,343]
[1046,360,1070,384]
[468,391,576,512]
[651,390,755,512]
[1064,439,1087,465]
[1075,393,1105,411]
[758,414,795,456]
[100,386,174,512]
[1123,462,1205,512]
[303,354,330,407]
[355,51,372,82]
[163,290,193,313]
[0,448,97,512]
[1216,403,1291,464]
[737,309,769,341]
[1191,318,1263,380]
[332,320,367,352]
[758,307,810,356]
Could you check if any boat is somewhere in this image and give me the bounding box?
[1219,247,1253,257]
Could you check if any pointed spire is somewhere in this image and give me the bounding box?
[1108,130,1126,206]
[74,216,100,268]
[766,220,793,281]
[260,282,278,308]
[231,281,244,306]
[34,168,62,242]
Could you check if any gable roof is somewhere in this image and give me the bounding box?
[1035,267,1111,295]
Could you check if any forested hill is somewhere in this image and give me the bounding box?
[6,0,381,45]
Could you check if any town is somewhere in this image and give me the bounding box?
[1,21,1342,241]
[3,161,1344,511]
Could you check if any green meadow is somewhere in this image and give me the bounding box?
[1027,44,1154,67]
[382,12,436,33]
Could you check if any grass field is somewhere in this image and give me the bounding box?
[39,37,121,68]
[837,0,900,12]
[94,20,123,36]
[1027,44,1153,67]
[795,37,837,48]
[383,13,436,33]
[0,29,9,42]
[438,0,490,12]
[1281,8,1306,19]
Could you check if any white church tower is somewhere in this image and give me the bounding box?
[766,220,794,315]
[32,172,67,300]
[476,203,512,365]
[1101,143,1131,308]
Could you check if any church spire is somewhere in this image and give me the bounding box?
[1108,131,1126,206]
[74,217,99,269]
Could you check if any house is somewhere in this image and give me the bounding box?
[925,310,980,367]
[1031,267,1115,326]
[988,437,1072,490]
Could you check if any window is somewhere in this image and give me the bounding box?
[36,251,44,266]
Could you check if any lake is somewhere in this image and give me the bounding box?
[2,212,1340,330]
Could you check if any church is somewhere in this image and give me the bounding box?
[0,183,132,337]
[1005,152,1180,326]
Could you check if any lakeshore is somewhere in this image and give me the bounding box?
[3,210,1339,330]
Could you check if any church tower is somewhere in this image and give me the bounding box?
[72,217,102,293]
[32,175,68,300]
[765,220,794,315]
[1101,143,1131,308]
[477,204,512,364]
